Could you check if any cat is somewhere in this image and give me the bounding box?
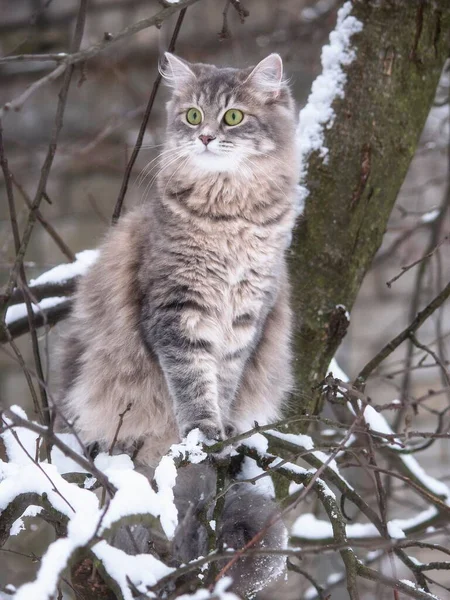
[56,52,298,597]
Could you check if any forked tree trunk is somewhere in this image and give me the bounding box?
[289,0,450,419]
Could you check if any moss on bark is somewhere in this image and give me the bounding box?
[289,0,450,419]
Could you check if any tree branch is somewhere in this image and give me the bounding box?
[356,280,450,385]
[0,0,203,117]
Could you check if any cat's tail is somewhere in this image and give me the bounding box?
[172,462,287,598]
[111,462,287,598]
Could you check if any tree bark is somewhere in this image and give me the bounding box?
[289,0,450,419]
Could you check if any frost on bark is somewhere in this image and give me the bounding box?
[289,0,450,418]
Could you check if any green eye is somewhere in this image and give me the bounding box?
[186,107,202,125]
[223,109,244,126]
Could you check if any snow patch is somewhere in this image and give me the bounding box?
[154,455,178,538]
[169,428,208,464]
[296,1,363,202]
[242,432,269,453]
[29,249,99,286]
[10,505,43,536]
[92,541,173,600]
[238,456,275,498]
[5,297,67,326]
[420,209,440,223]
[363,404,450,501]
[328,357,349,382]
[177,578,240,599]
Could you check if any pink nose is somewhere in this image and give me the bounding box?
[199,134,215,146]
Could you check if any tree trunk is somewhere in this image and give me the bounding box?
[289,0,450,419]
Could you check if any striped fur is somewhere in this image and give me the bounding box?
[56,54,298,464]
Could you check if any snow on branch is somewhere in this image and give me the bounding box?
[2,390,450,599]
[296,1,363,204]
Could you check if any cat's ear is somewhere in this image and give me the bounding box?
[160,53,196,89]
[245,54,283,97]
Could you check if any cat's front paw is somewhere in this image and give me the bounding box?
[224,420,238,438]
[181,418,225,443]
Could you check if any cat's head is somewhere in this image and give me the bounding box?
[160,53,296,175]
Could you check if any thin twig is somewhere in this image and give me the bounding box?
[356,280,450,386]
[11,175,76,262]
[0,0,202,118]
[409,333,450,387]
[0,0,88,318]
[1,409,115,495]
[386,234,449,288]
[111,7,188,223]
[0,120,50,428]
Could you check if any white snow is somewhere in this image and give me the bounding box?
[292,507,437,542]
[6,250,99,325]
[95,452,178,539]
[292,514,332,540]
[154,455,178,537]
[266,429,314,450]
[0,409,246,600]
[386,521,406,540]
[242,432,269,453]
[5,296,68,325]
[92,541,174,600]
[1,409,180,599]
[7,460,101,600]
[169,428,208,464]
[420,209,440,223]
[401,453,450,500]
[1,406,40,465]
[328,357,349,381]
[177,578,240,600]
[400,580,439,599]
[335,303,350,321]
[363,404,450,501]
[29,249,99,286]
[10,505,43,536]
[267,430,342,476]
[296,1,363,202]
[237,455,275,498]
[50,432,87,474]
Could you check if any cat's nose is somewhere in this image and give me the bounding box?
[199,134,216,146]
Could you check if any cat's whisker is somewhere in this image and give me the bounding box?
[137,144,193,189]
[142,150,191,201]
[136,143,193,187]
[161,155,191,201]
[137,148,181,188]
[142,156,185,202]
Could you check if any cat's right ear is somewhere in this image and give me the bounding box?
[160,53,196,89]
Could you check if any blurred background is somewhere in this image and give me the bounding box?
[0,1,449,598]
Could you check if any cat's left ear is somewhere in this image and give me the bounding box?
[245,54,283,97]
[160,52,196,89]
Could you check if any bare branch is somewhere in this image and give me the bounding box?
[356,280,450,386]
[0,0,88,318]
[0,0,203,118]
[111,6,188,223]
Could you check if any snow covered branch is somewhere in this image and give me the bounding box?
[3,389,450,599]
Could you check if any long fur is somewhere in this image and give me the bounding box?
[55,53,298,596]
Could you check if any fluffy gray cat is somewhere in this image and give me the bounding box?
[56,52,298,597]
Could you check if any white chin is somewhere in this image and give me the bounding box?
[192,152,237,173]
